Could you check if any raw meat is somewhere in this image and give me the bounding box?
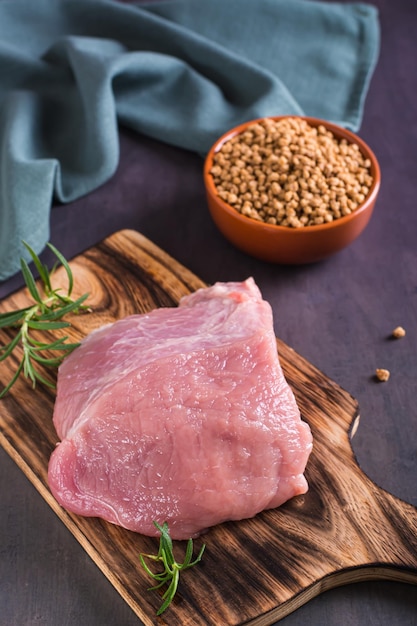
[48,278,312,539]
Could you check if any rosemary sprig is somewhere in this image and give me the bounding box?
[139,521,206,615]
[0,242,89,398]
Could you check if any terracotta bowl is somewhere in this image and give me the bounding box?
[203,116,381,264]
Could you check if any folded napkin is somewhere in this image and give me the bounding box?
[0,0,379,280]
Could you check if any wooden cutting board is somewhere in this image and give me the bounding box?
[0,229,416,626]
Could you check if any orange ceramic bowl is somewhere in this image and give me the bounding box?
[203,116,381,264]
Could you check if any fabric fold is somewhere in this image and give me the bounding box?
[0,0,380,280]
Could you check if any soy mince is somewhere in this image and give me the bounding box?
[209,117,374,228]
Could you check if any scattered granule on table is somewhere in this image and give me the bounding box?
[375,368,390,382]
[392,326,406,338]
[209,117,374,228]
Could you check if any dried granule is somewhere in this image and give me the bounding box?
[375,368,390,382]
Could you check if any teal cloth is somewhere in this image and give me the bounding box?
[0,0,379,280]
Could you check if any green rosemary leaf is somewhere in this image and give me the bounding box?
[29,353,66,366]
[0,242,90,397]
[0,362,24,399]
[28,335,71,349]
[20,257,44,305]
[139,521,205,616]
[27,320,70,331]
[47,243,74,296]
[139,554,159,578]
[0,331,22,361]
[183,538,194,567]
[31,369,56,389]
[157,522,175,566]
[156,572,180,616]
[0,309,30,328]
[22,348,36,383]
[188,540,206,567]
[22,241,52,292]
[44,341,80,352]
[40,293,89,320]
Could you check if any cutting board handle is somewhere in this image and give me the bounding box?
[282,352,417,591]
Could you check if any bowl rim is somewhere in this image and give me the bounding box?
[203,115,381,234]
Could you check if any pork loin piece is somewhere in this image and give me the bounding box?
[48,278,312,539]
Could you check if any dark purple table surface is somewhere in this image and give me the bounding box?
[1,0,416,624]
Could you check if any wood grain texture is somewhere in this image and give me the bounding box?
[0,229,416,626]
